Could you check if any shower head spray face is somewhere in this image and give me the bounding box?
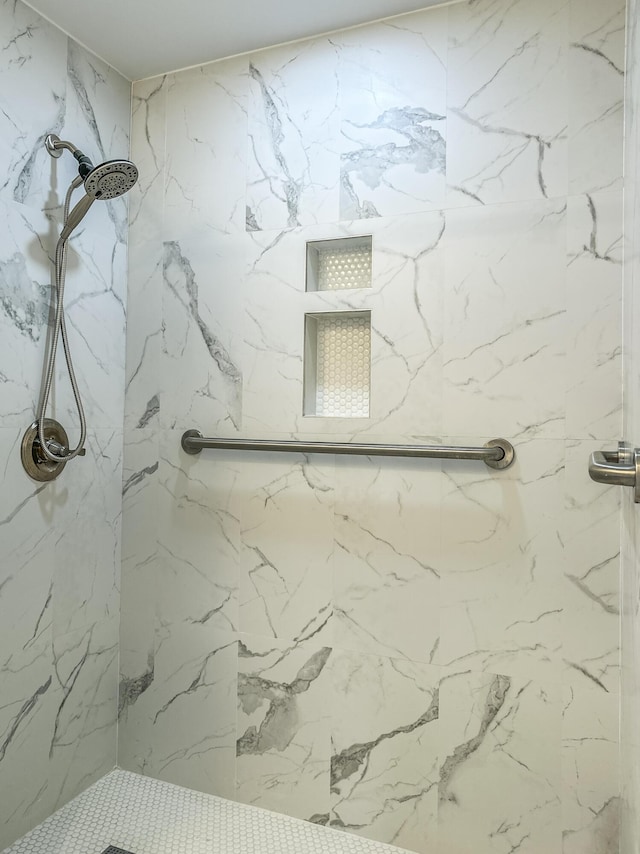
[44,135,140,240]
[84,160,138,199]
[58,160,139,240]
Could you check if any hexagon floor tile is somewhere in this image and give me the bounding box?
[3,770,409,854]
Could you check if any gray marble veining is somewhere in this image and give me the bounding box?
[163,240,242,429]
[332,689,439,792]
[118,655,154,716]
[237,645,331,755]
[341,106,445,219]
[438,675,510,803]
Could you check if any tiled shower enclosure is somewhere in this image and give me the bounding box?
[0,0,627,852]
[119,1,625,853]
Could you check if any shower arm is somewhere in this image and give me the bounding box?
[45,134,80,158]
[45,134,98,182]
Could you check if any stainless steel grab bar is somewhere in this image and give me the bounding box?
[181,430,516,470]
[589,443,640,502]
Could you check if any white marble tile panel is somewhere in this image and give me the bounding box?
[0,427,59,660]
[562,441,620,695]
[165,59,248,240]
[622,1,640,845]
[246,39,340,231]
[336,8,448,220]
[237,453,334,643]
[52,430,122,638]
[438,669,562,854]
[331,649,439,853]
[118,430,158,764]
[561,683,620,854]
[117,622,237,799]
[442,199,567,440]
[566,192,623,441]
[333,455,441,663]
[0,613,118,850]
[129,75,167,242]
[447,0,568,207]
[235,634,332,821]
[125,241,162,432]
[125,76,167,432]
[0,199,52,428]
[120,429,159,670]
[48,617,119,806]
[621,485,640,854]
[0,633,59,850]
[568,0,625,195]
[242,228,303,432]
[162,231,246,432]
[154,431,240,634]
[0,0,67,211]
[0,449,60,849]
[440,439,564,683]
[359,212,444,439]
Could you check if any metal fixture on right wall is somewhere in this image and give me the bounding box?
[589,442,640,502]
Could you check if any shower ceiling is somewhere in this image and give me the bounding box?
[22,0,444,80]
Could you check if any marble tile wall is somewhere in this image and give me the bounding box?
[622,1,640,853]
[0,1,130,848]
[119,1,625,853]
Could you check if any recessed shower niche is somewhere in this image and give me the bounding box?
[304,312,371,418]
[303,236,373,418]
[305,235,372,291]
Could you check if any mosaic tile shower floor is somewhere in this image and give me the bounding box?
[3,770,408,854]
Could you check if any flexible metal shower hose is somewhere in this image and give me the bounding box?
[36,177,87,463]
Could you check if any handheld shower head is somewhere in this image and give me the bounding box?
[84,159,138,200]
[58,159,138,240]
